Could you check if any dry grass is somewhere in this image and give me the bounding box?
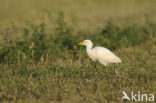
[0,0,156,32]
[0,0,156,102]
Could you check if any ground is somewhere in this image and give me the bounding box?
[0,0,156,103]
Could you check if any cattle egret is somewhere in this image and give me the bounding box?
[78,39,121,73]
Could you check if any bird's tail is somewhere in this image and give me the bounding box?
[115,57,122,63]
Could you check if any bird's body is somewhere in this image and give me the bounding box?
[78,40,121,67]
[87,46,121,66]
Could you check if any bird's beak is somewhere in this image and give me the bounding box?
[78,42,85,45]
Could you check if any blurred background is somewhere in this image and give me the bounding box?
[0,0,156,32]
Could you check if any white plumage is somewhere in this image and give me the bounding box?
[78,39,121,66]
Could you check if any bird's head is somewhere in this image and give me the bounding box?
[78,40,93,48]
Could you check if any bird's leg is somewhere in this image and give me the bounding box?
[114,64,118,74]
[93,62,97,68]
[103,64,107,74]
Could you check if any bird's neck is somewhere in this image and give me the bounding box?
[86,46,92,53]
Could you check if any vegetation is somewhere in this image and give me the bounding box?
[0,0,156,103]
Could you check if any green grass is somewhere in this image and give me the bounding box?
[0,14,156,102]
[0,0,156,102]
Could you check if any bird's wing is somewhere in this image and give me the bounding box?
[93,47,116,57]
[93,47,121,63]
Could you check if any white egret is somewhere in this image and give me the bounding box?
[78,39,121,73]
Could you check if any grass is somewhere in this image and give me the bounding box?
[0,0,156,32]
[0,0,156,102]
[0,14,156,102]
